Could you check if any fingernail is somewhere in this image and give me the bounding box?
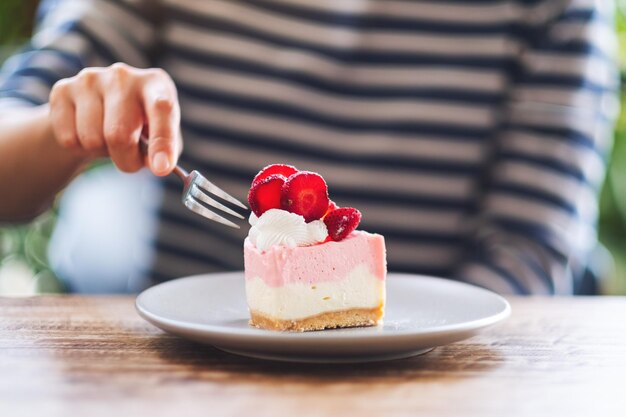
[152,152,170,173]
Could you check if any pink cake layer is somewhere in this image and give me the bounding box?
[244,230,386,288]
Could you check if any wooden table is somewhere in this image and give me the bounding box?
[1,296,626,417]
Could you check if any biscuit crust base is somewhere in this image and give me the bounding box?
[249,306,384,332]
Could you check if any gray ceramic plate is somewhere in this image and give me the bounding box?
[136,272,510,363]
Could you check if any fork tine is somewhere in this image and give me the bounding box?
[184,198,240,229]
[190,184,245,220]
[192,172,248,210]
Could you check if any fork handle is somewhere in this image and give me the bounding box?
[172,165,188,180]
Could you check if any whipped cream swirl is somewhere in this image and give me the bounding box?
[248,209,328,251]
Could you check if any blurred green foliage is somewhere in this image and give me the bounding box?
[0,212,65,294]
[0,0,64,295]
[598,2,626,294]
[0,0,37,59]
[1,1,626,294]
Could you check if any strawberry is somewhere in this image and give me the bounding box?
[248,174,286,217]
[323,207,361,241]
[252,164,298,187]
[281,171,329,222]
[324,200,338,217]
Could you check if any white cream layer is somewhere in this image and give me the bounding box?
[248,209,328,251]
[245,264,385,320]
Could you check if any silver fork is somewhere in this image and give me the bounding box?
[140,138,247,228]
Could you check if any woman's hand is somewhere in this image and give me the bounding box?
[49,62,181,176]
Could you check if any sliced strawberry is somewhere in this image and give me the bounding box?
[248,174,286,217]
[252,164,298,187]
[281,171,329,222]
[323,207,361,241]
[324,200,338,218]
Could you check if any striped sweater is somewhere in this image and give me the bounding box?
[0,0,619,294]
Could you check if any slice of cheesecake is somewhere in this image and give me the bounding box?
[243,164,387,332]
[245,231,386,332]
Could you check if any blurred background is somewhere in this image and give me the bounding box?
[1,0,626,295]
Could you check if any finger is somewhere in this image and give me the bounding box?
[49,80,78,149]
[103,90,144,173]
[75,93,105,152]
[142,76,180,176]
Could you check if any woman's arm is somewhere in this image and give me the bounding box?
[0,64,182,223]
[0,0,176,222]
[0,105,85,221]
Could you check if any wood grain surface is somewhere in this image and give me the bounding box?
[1,296,626,417]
